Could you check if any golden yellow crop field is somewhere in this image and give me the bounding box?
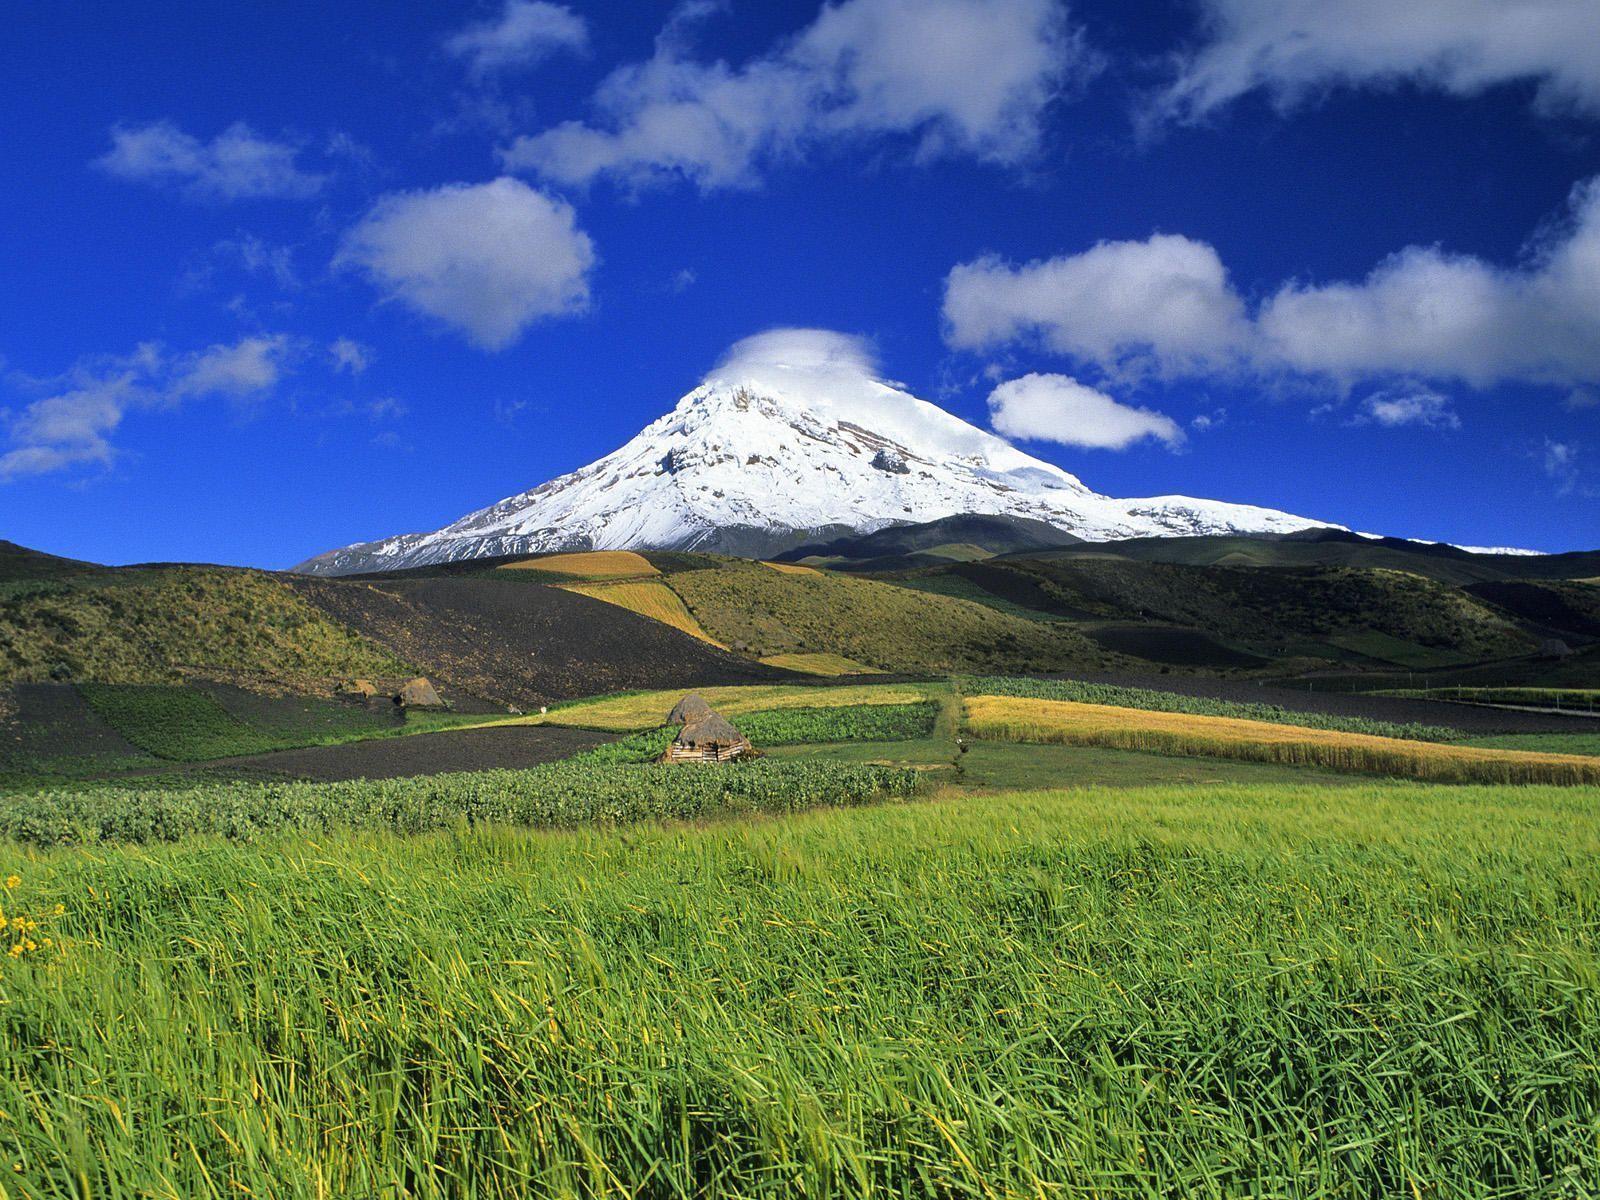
[544,682,946,730]
[762,561,822,575]
[964,695,1600,786]
[500,550,658,578]
[759,651,882,675]
[560,580,723,645]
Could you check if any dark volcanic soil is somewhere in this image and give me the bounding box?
[1076,671,1600,734]
[1084,625,1270,669]
[0,683,152,768]
[291,576,793,708]
[169,724,616,784]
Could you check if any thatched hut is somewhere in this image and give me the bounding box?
[668,693,714,725]
[663,696,752,763]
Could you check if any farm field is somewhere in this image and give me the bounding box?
[1,682,495,790]
[768,736,1366,790]
[966,695,1600,784]
[559,579,725,646]
[498,550,658,578]
[541,681,947,731]
[756,651,881,675]
[1459,731,1600,756]
[6,661,1599,1197]
[1379,685,1600,711]
[3,780,1596,1194]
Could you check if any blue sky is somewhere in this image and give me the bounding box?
[3,0,1598,566]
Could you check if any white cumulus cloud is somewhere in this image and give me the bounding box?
[501,0,1084,191]
[944,233,1250,375]
[446,1,589,75]
[945,174,1600,393]
[1160,0,1600,122]
[95,121,327,200]
[335,178,596,350]
[987,372,1184,449]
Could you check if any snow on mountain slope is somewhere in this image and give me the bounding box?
[296,331,1335,576]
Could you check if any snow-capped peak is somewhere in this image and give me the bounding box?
[296,330,1334,575]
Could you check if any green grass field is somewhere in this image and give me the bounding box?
[1381,686,1600,711]
[1460,731,1600,756]
[6,671,1600,1195]
[3,781,1597,1195]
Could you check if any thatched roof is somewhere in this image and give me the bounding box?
[676,711,746,748]
[668,693,713,725]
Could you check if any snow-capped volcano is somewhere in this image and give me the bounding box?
[296,331,1334,576]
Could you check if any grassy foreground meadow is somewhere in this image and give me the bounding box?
[3,781,1598,1196]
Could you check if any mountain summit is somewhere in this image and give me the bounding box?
[296,332,1332,576]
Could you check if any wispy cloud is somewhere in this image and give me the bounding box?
[446,1,589,75]
[1543,439,1581,495]
[328,338,372,375]
[1354,386,1460,430]
[95,121,328,201]
[1,337,294,481]
[1158,0,1600,124]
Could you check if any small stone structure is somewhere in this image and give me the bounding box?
[337,676,446,709]
[663,693,753,763]
[397,677,444,708]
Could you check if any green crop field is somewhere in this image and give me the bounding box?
[0,757,921,848]
[559,702,940,766]
[736,701,940,745]
[3,780,1597,1195]
[1460,731,1600,756]
[5,668,1600,1195]
[1381,686,1600,711]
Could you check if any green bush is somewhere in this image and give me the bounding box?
[961,676,1463,742]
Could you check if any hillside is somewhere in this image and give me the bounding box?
[289,574,789,707]
[667,559,1116,674]
[0,568,411,688]
[0,540,104,585]
[777,512,1084,570]
[889,557,1541,669]
[1047,530,1600,585]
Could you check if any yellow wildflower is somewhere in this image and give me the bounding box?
[3,876,17,890]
